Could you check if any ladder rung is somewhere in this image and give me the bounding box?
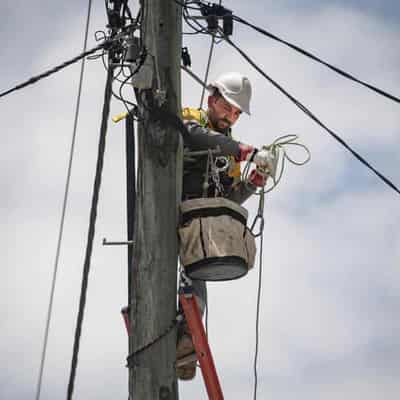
[176,352,197,368]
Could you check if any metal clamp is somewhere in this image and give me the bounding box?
[214,156,229,173]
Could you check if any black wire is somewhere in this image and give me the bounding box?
[118,71,139,115]
[112,83,137,113]
[183,8,225,39]
[126,318,179,365]
[35,3,93,400]
[172,0,203,10]
[223,35,400,196]
[176,1,232,38]
[180,1,400,104]
[99,49,138,113]
[232,15,400,105]
[253,228,264,400]
[176,0,225,38]
[125,113,136,307]
[114,50,147,118]
[66,67,113,400]
[0,42,107,99]
[184,9,207,33]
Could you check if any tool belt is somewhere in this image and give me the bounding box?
[178,197,256,281]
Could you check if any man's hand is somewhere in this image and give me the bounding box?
[248,167,268,187]
[238,145,278,180]
[237,143,256,162]
[253,149,271,168]
[253,148,278,178]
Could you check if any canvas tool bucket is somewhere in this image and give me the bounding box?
[178,197,256,281]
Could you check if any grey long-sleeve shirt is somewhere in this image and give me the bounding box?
[183,120,256,205]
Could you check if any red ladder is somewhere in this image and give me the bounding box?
[121,285,224,399]
[178,285,224,400]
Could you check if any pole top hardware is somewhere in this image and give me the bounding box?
[181,47,192,68]
[195,2,234,36]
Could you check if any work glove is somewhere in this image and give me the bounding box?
[237,143,256,162]
[248,167,268,187]
[253,148,278,179]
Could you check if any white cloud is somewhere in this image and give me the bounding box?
[2,1,400,400]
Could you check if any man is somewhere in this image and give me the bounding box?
[177,72,272,380]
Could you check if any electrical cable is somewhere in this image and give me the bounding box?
[66,67,113,400]
[232,15,400,105]
[125,113,136,307]
[180,0,400,104]
[184,10,207,35]
[0,42,106,99]
[242,135,311,199]
[223,34,400,196]
[253,211,264,400]
[173,0,203,11]
[118,69,139,115]
[180,1,400,104]
[199,34,216,109]
[34,2,93,399]
[113,49,147,118]
[182,65,207,88]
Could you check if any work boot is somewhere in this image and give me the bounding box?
[176,323,197,380]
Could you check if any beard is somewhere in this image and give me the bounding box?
[210,116,232,132]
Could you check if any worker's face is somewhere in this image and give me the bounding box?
[208,94,242,131]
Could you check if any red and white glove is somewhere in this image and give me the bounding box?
[237,143,257,162]
[248,167,269,187]
[238,144,278,180]
[253,148,278,179]
[253,149,271,168]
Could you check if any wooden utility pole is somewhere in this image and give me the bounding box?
[128,1,182,399]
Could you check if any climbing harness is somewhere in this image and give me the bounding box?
[204,149,229,197]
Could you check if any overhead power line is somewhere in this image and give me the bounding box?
[223,34,400,196]
[0,42,106,99]
[35,2,93,399]
[177,1,400,105]
[182,65,207,88]
[199,34,216,109]
[232,15,400,105]
[66,67,113,400]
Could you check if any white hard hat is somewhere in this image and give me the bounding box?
[207,72,252,115]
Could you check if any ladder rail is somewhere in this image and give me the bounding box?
[179,289,224,400]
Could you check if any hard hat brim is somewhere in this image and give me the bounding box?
[206,84,251,115]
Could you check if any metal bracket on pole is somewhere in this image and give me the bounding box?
[103,238,134,246]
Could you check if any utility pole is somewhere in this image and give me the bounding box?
[128,1,182,399]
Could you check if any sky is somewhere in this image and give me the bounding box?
[1,1,399,399]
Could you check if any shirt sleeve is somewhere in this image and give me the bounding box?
[184,121,241,158]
